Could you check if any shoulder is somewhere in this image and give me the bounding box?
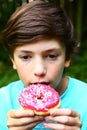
[62,77,87,101]
[0,80,24,128]
[0,80,24,99]
[68,77,87,88]
[62,77,87,100]
[0,80,24,91]
[62,77,87,110]
[0,80,24,110]
[67,77,87,99]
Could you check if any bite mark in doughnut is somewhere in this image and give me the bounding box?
[18,84,60,115]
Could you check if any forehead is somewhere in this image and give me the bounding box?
[14,39,65,53]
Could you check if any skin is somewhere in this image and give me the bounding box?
[7,39,82,130]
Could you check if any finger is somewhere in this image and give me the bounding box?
[7,120,41,130]
[45,115,81,126]
[44,122,80,130]
[7,109,35,118]
[50,108,80,117]
[7,115,44,126]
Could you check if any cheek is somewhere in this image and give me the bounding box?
[51,65,64,78]
[50,65,64,88]
[14,64,29,85]
[16,64,35,87]
[48,60,65,82]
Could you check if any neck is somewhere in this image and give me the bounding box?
[56,76,69,95]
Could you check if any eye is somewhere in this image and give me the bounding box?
[48,54,57,58]
[47,54,58,60]
[19,55,32,61]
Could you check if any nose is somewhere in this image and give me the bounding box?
[34,58,46,77]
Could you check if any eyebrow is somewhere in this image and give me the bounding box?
[44,48,62,53]
[16,48,62,53]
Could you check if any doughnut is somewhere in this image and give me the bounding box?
[18,84,60,115]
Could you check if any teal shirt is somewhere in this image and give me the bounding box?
[0,77,87,130]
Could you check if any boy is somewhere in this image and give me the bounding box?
[0,0,87,129]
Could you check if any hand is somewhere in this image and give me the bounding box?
[44,108,82,130]
[7,109,44,130]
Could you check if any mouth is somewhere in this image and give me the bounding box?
[30,82,50,85]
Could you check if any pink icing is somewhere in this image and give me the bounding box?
[18,84,60,112]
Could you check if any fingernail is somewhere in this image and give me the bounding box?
[38,116,44,120]
[45,116,50,121]
[44,123,48,128]
[50,109,56,115]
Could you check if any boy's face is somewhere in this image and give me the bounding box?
[12,39,70,88]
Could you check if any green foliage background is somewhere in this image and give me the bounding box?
[0,0,87,87]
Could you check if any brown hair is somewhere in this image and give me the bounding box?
[0,0,76,60]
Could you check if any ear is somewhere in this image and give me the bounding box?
[10,58,17,70]
[64,59,71,68]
